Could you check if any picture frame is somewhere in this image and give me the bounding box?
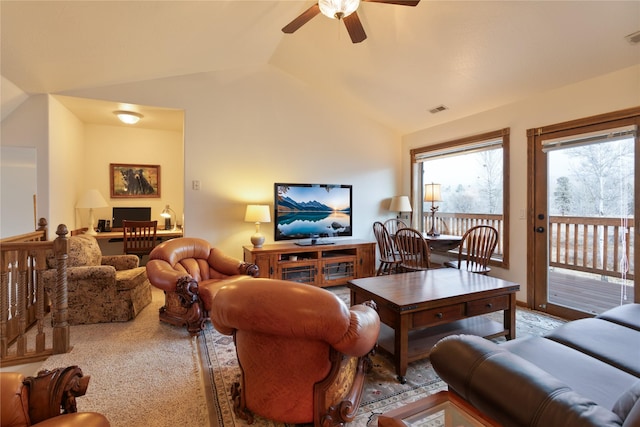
[110,163,160,198]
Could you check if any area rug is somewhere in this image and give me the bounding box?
[199,286,566,427]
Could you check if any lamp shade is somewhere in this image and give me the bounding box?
[389,196,412,213]
[244,205,271,223]
[76,189,108,236]
[161,204,177,231]
[318,0,360,19]
[76,189,108,209]
[423,184,442,202]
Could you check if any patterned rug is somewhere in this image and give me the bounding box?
[199,286,566,427]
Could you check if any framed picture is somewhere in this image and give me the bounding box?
[110,163,160,198]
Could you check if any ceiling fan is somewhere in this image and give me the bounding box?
[282,0,420,44]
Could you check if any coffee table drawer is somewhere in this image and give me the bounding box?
[411,304,465,328]
[467,295,509,317]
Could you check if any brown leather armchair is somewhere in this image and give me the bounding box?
[210,278,381,427]
[145,237,259,335]
[0,366,110,427]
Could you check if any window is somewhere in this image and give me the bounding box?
[411,128,510,268]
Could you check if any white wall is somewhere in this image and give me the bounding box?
[402,64,640,302]
[0,95,49,235]
[0,146,36,236]
[62,65,401,259]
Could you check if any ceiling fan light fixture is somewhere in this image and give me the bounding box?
[319,0,360,20]
[113,110,143,125]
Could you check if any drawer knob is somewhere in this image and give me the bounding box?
[486,303,493,308]
[436,312,443,319]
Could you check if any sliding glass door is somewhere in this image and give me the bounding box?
[529,109,639,319]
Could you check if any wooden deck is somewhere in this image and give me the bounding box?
[548,269,634,315]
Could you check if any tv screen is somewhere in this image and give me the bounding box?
[274,183,352,241]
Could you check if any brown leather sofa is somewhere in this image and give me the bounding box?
[430,304,640,426]
[145,237,259,334]
[210,278,381,427]
[0,366,110,427]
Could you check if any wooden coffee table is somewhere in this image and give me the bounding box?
[378,390,499,426]
[348,269,519,383]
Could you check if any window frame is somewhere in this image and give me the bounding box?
[410,128,510,269]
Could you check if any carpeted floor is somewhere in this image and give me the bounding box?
[200,286,566,427]
[36,287,210,427]
[8,284,566,427]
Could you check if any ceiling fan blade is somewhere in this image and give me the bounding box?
[343,12,367,43]
[362,0,420,6]
[282,3,321,34]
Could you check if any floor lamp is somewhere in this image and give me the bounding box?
[424,183,442,236]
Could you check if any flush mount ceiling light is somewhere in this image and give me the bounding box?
[113,110,143,125]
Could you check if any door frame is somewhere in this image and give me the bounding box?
[527,106,640,319]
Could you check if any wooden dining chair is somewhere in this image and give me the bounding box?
[373,221,401,275]
[122,220,158,260]
[444,225,498,274]
[383,218,408,237]
[394,227,432,272]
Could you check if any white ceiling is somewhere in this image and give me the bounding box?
[2,0,639,134]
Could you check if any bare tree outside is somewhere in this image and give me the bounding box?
[423,148,503,215]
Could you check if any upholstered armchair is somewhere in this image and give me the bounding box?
[42,234,151,325]
[145,237,259,335]
[0,366,110,427]
[210,278,381,427]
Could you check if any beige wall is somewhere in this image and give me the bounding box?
[2,63,637,304]
[61,65,401,259]
[45,99,184,233]
[402,64,640,302]
[49,95,84,233]
[82,124,184,229]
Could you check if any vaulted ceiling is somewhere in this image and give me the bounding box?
[2,1,639,133]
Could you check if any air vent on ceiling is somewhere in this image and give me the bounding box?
[625,30,640,45]
[429,105,448,114]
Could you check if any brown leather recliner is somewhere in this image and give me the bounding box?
[0,366,110,427]
[145,237,259,335]
[210,278,381,427]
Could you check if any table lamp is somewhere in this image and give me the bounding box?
[389,196,412,219]
[245,205,271,248]
[424,183,442,236]
[76,189,108,236]
[161,205,178,231]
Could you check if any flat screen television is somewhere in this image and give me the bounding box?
[274,183,352,242]
[112,207,151,229]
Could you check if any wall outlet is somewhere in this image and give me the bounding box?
[192,180,201,190]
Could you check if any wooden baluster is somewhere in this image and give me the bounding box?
[16,249,28,357]
[35,251,47,353]
[0,250,9,358]
[52,224,70,354]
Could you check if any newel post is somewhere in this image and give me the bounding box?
[52,224,70,354]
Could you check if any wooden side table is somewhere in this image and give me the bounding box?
[378,391,499,427]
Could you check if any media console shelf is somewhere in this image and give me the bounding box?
[243,239,375,287]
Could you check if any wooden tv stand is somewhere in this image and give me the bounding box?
[243,239,375,287]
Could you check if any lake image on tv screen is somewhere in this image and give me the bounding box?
[276,185,351,239]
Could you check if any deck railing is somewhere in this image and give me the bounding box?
[549,216,634,280]
[422,213,635,280]
[0,222,71,366]
[424,213,505,257]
